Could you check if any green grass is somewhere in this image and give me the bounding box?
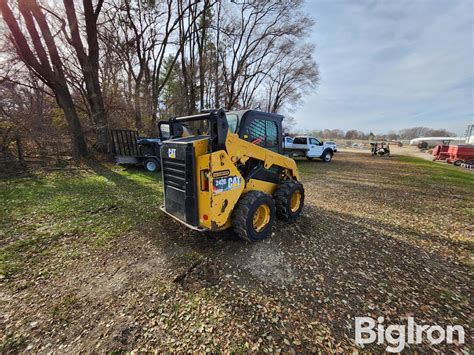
[0,163,163,279]
[395,155,474,189]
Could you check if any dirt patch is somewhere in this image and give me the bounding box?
[239,240,295,285]
[173,259,221,291]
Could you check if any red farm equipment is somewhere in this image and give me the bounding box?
[432,144,451,161]
[446,145,474,166]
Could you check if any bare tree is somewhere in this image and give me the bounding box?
[0,0,88,159]
[399,127,455,140]
[63,0,108,152]
[263,44,318,113]
[217,0,314,110]
[1,0,320,160]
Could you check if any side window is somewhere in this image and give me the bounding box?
[227,114,238,133]
[293,137,307,144]
[266,120,278,151]
[245,118,279,151]
[310,138,320,145]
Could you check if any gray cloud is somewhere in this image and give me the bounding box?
[293,0,473,135]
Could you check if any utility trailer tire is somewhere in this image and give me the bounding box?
[321,150,333,162]
[232,191,275,242]
[274,180,305,222]
[144,158,160,172]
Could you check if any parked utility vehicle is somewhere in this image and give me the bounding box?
[158,109,304,242]
[283,136,335,162]
[110,129,162,172]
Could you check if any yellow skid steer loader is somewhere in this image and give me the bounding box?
[158,109,304,242]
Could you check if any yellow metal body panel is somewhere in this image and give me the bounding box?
[193,137,209,156]
[191,132,300,231]
[195,149,245,231]
[244,179,277,195]
[225,133,300,180]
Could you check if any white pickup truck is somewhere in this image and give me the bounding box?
[283,136,336,162]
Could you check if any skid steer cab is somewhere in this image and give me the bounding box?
[158,109,304,242]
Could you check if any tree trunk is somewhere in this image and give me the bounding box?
[55,85,89,160]
[83,69,108,151]
[198,1,208,111]
[214,2,221,108]
[133,85,143,131]
[64,0,108,152]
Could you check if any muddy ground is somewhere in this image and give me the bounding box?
[1,152,472,352]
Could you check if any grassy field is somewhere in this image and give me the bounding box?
[1,165,163,280]
[395,155,474,188]
[1,153,472,352]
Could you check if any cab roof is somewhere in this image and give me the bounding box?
[227,109,284,123]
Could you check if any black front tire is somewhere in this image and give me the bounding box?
[232,191,276,242]
[274,180,305,222]
[144,158,160,172]
[321,150,333,162]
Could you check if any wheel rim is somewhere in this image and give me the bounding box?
[290,190,301,212]
[146,161,156,171]
[325,153,331,161]
[252,204,270,232]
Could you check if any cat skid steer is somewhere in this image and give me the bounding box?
[158,109,304,242]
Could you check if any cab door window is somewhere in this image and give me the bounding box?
[245,118,279,152]
[265,120,278,151]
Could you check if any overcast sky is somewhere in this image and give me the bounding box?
[293,0,473,135]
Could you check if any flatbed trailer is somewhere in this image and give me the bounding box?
[109,129,162,172]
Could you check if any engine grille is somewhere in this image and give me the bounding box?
[160,137,199,226]
[162,158,186,190]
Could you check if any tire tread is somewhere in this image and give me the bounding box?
[232,191,268,242]
[274,180,304,221]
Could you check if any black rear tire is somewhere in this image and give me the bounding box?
[453,160,463,166]
[232,191,275,242]
[144,158,160,172]
[274,180,305,222]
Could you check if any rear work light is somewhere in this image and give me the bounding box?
[200,169,209,191]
